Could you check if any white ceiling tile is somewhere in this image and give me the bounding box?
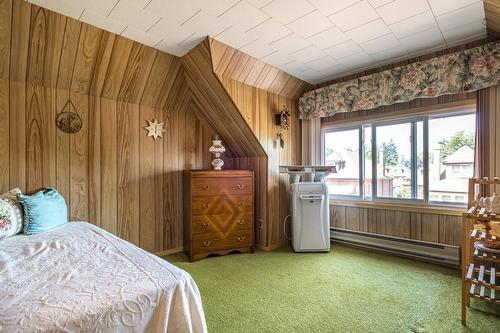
[442,20,486,44]
[214,26,257,49]
[427,0,482,16]
[289,46,328,63]
[245,18,292,44]
[80,9,126,35]
[268,33,312,54]
[260,50,295,67]
[324,40,363,59]
[346,18,390,43]
[359,33,400,54]
[329,1,379,31]
[389,11,438,38]
[306,27,350,50]
[246,0,273,9]
[261,0,315,25]
[376,0,429,25]
[304,55,338,71]
[239,39,279,59]
[30,0,83,19]
[400,27,444,53]
[336,52,375,69]
[217,1,270,31]
[368,0,393,8]
[436,2,485,32]
[286,10,334,38]
[181,11,231,37]
[31,0,486,83]
[80,0,116,14]
[110,0,161,32]
[308,0,360,16]
[157,34,205,56]
[121,27,163,48]
[370,45,408,61]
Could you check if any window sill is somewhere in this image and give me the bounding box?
[329,199,464,216]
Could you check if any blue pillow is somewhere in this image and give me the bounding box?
[18,188,68,235]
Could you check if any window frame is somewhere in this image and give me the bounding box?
[322,125,363,200]
[321,108,475,207]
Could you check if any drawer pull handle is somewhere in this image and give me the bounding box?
[203,240,212,246]
[202,203,209,208]
[201,223,209,227]
[237,219,246,225]
[201,185,209,190]
[237,237,246,242]
[236,184,245,190]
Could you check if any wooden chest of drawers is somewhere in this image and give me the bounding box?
[184,170,254,262]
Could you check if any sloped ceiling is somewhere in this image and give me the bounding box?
[28,0,489,84]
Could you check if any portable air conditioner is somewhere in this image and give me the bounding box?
[291,182,330,252]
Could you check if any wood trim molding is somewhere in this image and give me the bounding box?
[330,200,463,216]
[154,247,184,257]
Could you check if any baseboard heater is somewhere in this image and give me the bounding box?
[331,228,460,268]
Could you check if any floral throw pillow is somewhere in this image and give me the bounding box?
[0,188,23,240]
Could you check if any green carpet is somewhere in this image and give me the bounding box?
[166,245,500,333]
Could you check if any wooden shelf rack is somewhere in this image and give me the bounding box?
[462,178,500,325]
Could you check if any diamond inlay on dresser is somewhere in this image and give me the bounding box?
[184,170,254,262]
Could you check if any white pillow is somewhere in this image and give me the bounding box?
[0,188,23,239]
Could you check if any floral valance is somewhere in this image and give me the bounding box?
[299,40,500,119]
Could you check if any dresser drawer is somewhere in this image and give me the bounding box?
[192,195,253,215]
[192,177,253,196]
[192,212,253,235]
[192,231,252,252]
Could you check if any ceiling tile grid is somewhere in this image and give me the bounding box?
[28,0,487,84]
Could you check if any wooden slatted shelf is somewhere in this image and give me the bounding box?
[461,177,500,326]
[466,264,500,305]
[473,247,500,263]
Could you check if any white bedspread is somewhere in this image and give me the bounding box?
[0,222,207,333]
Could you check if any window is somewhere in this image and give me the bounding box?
[322,109,475,205]
[323,127,361,197]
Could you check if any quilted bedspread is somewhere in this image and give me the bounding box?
[0,222,207,333]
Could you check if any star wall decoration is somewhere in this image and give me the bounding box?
[144,119,166,140]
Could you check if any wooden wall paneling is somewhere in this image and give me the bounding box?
[117,101,140,245]
[70,24,103,95]
[0,79,8,193]
[69,91,88,221]
[331,205,346,228]
[484,0,500,36]
[163,101,181,250]
[88,32,116,97]
[101,36,133,101]
[438,215,462,246]
[25,84,55,191]
[88,95,101,227]
[410,212,422,240]
[208,38,311,99]
[420,213,439,243]
[55,88,70,202]
[56,17,81,91]
[100,98,117,235]
[140,51,174,107]
[117,43,156,104]
[42,8,65,88]
[9,0,31,82]
[154,106,165,252]
[346,207,360,231]
[0,0,11,80]
[139,105,156,252]
[27,3,48,86]
[9,80,25,191]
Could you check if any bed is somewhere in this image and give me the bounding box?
[0,222,207,332]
